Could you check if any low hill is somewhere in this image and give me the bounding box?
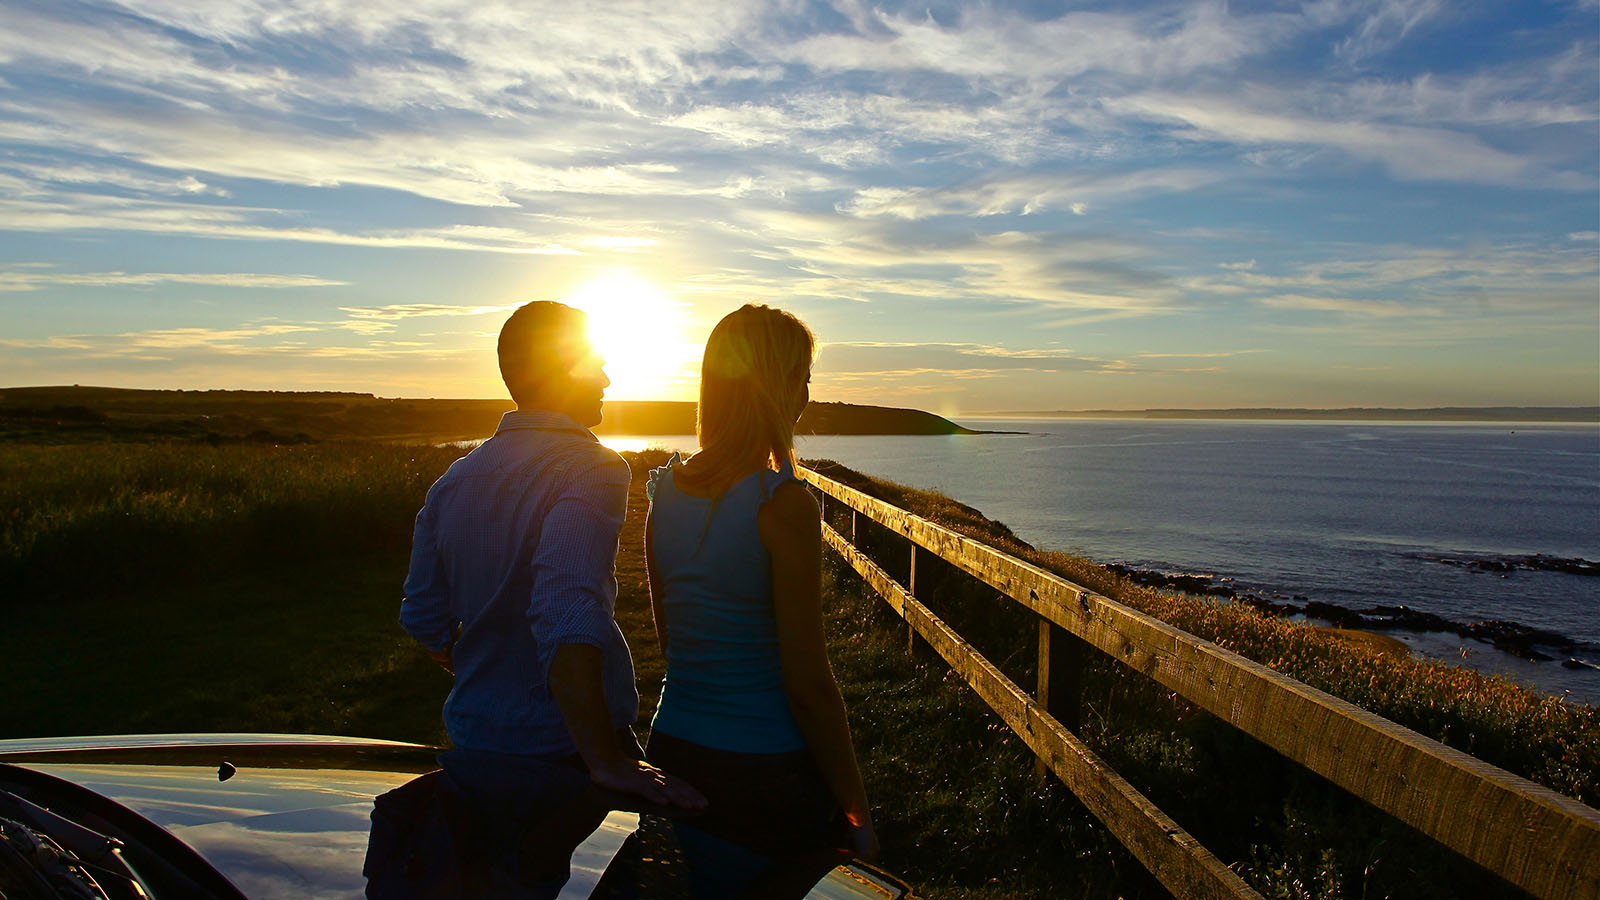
[602,400,983,436]
[0,386,983,442]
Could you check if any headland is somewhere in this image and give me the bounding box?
[0,386,994,443]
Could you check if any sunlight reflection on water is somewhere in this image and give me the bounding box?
[601,435,659,451]
[436,435,695,454]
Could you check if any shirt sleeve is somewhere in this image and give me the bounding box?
[400,490,459,653]
[527,452,632,681]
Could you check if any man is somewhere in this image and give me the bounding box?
[400,300,705,812]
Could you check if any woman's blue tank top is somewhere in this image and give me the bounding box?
[645,454,808,753]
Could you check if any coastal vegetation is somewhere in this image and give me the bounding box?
[3,435,1594,898]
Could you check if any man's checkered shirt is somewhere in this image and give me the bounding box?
[400,409,638,758]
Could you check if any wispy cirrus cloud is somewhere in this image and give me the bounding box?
[339,304,518,320]
[0,324,471,362]
[0,324,316,354]
[0,270,345,292]
[0,188,584,253]
[1109,91,1586,188]
[1185,242,1599,314]
[836,168,1221,220]
[817,341,1128,375]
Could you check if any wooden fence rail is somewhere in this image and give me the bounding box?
[799,466,1600,900]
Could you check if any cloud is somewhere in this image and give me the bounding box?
[725,210,1184,312]
[1254,294,1444,317]
[0,189,584,253]
[0,324,315,355]
[0,323,470,363]
[339,304,518,320]
[1334,0,1447,64]
[1184,242,1599,316]
[817,341,1128,375]
[1109,91,1583,187]
[0,270,346,292]
[775,3,1264,84]
[837,169,1220,220]
[1134,350,1270,359]
[1,160,229,197]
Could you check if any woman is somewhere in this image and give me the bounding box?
[644,304,877,895]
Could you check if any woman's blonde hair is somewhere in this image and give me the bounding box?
[686,304,815,488]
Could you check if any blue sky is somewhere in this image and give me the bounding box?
[0,0,1595,413]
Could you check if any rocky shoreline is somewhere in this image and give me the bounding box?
[1103,559,1600,669]
[1414,552,1600,577]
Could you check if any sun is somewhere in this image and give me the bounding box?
[565,271,697,401]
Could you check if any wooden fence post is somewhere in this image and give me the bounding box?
[907,544,920,659]
[1036,618,1085,781]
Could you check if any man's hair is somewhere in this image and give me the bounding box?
[497,301,587,404]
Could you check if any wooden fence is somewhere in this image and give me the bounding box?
[797,466,1600,900]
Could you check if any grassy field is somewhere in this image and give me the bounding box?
[3,439,1594,899]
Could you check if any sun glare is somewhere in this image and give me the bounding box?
[565,271,697,401]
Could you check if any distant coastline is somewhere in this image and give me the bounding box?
[981,406,1599,423]
[0,386,992,441]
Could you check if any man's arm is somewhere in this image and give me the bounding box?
[529,453,705,810]
[549,644,704,808]
[400,495,458,670]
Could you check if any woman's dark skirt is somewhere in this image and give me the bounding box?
[645,730,848,858]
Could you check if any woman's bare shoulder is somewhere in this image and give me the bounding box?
[758,479,819,536]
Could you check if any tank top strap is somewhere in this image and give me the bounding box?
[761,457,799,502]
[645,452,683,502]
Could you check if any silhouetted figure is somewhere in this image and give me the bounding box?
[392,302,705,896]
[643,305,878,899]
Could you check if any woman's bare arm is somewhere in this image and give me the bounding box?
[760,481,877,857]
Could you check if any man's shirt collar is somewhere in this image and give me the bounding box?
[494,409,598,440]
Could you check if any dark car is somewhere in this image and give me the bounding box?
[0,734,913,899]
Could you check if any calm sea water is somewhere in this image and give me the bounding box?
[606,419,1600,702]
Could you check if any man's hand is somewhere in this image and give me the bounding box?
[589,758,708,810]
[549,644,707,810]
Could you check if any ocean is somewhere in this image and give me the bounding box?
[604,418,1600,703]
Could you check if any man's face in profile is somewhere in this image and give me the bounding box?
[558,343,609,429]
[547,322,608,428]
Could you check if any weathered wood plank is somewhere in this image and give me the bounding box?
[822,523,1262,900]
[803,467,1600,900]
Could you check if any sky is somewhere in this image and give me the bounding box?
[0,0,1596,414]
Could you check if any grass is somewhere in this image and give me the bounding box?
[3,439,1594,899]
[0,441,457,601]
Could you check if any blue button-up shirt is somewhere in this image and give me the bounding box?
[400,410,639,758]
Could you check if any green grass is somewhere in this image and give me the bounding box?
[0,441,461,601]
[3,440,1593,899]
[1,560,451,744]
